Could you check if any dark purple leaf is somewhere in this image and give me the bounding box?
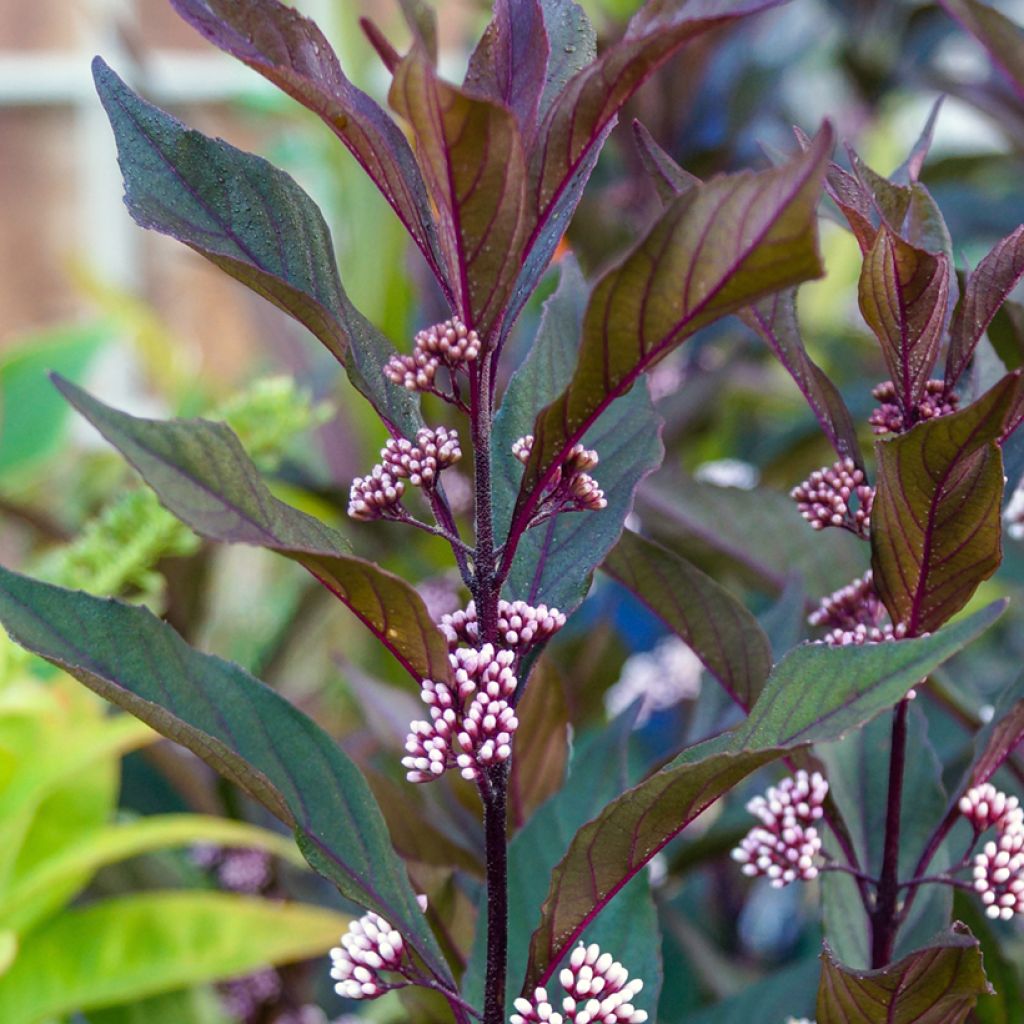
[0,566,454,987]
[494,258,664,611]
[54,377,451,686]
[390,52,527,340]
[946,226,1024,387]
[816,925,992,1023]
[939,0,1024,103]
[858,226,951,417]
[601,529,773,709]
[360,18,401,74]
[743,290,863,465]
[522,603,1005,993]
[632,119,700,203]
[871,372,1024,635]
[92,60,421,439]
[168,0,447,291]
[465,0,549,145]
[511,128,831,539]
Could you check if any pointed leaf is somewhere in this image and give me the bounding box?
[465,0,549,144]
[858,226,951,416]
[494,258,663,610]
[0,892,352,1023]
[390,53,526,339]
[632,119,700,203]
[892,98,945,186]
[946,226,1024,387]
[743,289,863,464]
[522,602,1004,992]
[870,372,1024,634]
[511,0,788,339]
[0,568,453,985]
[816,925,992,1023]
[92,59,420,438]
[962,668,1024,789]
[167,0,446,287]
[847,148,913,236]
[511,129,830,537]
[398,0,439,64]
[537,0,597,121]
[601,529,773,709]
[54,377,450,684]
[938,0,1024,102]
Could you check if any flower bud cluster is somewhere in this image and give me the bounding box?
[960,783,1022,835]
[329,897,427,1000]
[791,458,873,537]
[973,822,1024,920]
[438,599,566,652]
[869,380,959,435]
[731,770,829,888]
[348,426,461,520]
[808,571,907,647]
[511,943,648,1024]
[402,644,520,783]
[514,435,608,518]
[385,317,481,392]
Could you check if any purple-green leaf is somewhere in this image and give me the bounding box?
[494,258,663,611]
[870,372,1024,635]
[816,925,992,1023]
[465,0,549,145]
[511,127,831,538]
[167,0,447,290]
[54,377,451,686]
[390,53,527,339]
[601,529,772,709]
[631,119,700,204]
[0,566,454,988]
[522,602,1005,993]
[963,669,1024,790]
[858,226,951,417]
[537,0,596,120]
[938,0,1024,103]
[92,59,421,439]
[946,226,1024,388]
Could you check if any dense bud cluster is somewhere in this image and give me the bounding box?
[348,426,461,520]
[513,435,608,518]
[960,783,1022,834]
[869,380,959,435]
[402,645,519,783]
[732,771,829,888]
[381,426,462,487]
[329,897,427,999]
[808,571,907,647]
[511,943,648,1024]
[973,824,1024,920]
[791,457,873,537]
[439,598,567,652]
[384,316,481,392]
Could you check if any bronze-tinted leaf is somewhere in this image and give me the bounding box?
[870,372,1024,634]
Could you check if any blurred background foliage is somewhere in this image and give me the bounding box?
[3,0,1024,1021]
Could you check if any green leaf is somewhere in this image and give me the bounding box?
[685,956,820,1024]
[521,602,1005,993]
[87,986,230,1024]
[92,59,420,438]
[512,127,831,538]
[871,372,1023,634]
[390,52,526,339]
[1,814,307,935]
[601,529,773,709]
[54,377,450,685]
[168,0,447,294]
[946,226,1024,387]
[816,925,992,1023]
[0,892,351,1022]
[0,568,453,986]
[494,258,664,610]
[858,226,950,416]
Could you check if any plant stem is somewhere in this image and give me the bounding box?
[482,762,511,1024]
[870,697,910,968]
